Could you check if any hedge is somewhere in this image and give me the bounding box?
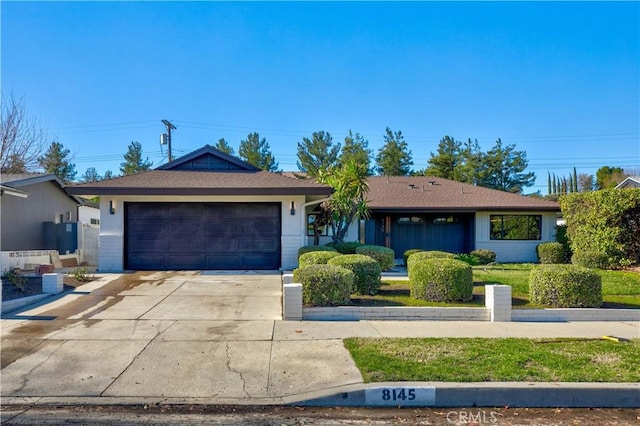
[406,250,458,269]
[298,251,343,267]
[408,258,473,302]
[403,249,424,267]
[298,245,337,259]
[537,242,565,264]
[293,264,353,306]
[470,249,496,265]
[327,241,365,254]
[355,245,395,271]
[571,251,610,270]
[328,254,382,295]
[560,188,640,268]
[529,264,602,308]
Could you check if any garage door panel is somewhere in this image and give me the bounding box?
[129,237,168,252]
[168,239,205,253]
[128,255,167,270]
[126,202,280,270]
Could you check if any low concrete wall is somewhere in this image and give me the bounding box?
[512,308,640,322]
[282,275,639,322]
[303,306,490,321]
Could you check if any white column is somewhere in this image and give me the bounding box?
[485,284,512,322]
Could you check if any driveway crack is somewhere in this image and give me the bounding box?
[13,341,65,395]
[225,342,250,398]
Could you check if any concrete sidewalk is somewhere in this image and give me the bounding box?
[1,272,638,408]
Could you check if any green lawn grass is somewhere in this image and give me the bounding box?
[344,337,640,382]
[349,265,640,308]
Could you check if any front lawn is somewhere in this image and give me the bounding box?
[344,337,640,382]
[349,265,640,308]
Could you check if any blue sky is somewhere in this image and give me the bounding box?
[2,1,639,192]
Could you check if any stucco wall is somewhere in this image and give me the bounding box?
[98,195,307,272]
[1,181,78,251]
[475,211,558,263]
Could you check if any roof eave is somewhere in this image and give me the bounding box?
[65,187,333,197]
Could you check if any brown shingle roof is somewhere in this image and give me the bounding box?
[366,176,559,212]
[65,170,332,196]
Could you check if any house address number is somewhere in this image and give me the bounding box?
[364,387,436,406]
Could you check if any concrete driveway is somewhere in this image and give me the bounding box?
[1,272,363,403]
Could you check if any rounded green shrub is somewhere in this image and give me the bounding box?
[408,258,473,302]
[327,241,365,254]
[536,242,565,264]
[571,251,610,270]
[470,249,496,265]
[298,251,343,267]
[457,253,482,266]
[406,250,458,269]
[293,264,353,306]
[529,264,602,308]
[403,249,424,266]
[328,254,382,295]
[298,245,337,259]
[355,245,395,271]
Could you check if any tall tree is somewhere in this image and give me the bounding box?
[595,166,625,189]
[81,167,101,183]
[38,141,77,182]
[424,136,461,180]
[214,138,234,155]
[577,173,594,192]
[547,172,552,195]
[296,131,340,178]
[103,170,114,180]
[120,141,153,175]
[317,159,370,244]
[457,138,484,184]
[239,132,278,171]
[1,93,48,173]
[375,127,413,176]
[478,139,535,193]
[340,130,373,174]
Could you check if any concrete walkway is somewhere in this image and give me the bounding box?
[1,272,638,407]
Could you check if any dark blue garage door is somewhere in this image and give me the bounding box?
[125,202,281,270]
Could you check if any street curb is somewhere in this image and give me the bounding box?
[285,382,640,408]
[2,383,638,408]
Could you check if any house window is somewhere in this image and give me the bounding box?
[307,213,328,236]
[397,216,424,224]
[90,218,100,225]
[490,215,542,240]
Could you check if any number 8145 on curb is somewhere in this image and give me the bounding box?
[364,387,436,406]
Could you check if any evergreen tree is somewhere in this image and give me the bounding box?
[120,141,153,175]
[239,132,278,171]
[477,139,535,193]
[375,127,413,176]
[572,167,578,192]
[424,135,460,180]
[340,130,373,174]
[547,172,552,195]
[595,166,625,189]
[81,167,101,182]
[458,138,484,184]
[38,141,76,182]
[296,130,340,178]
[214,138,234,155]
[103,170,114,180]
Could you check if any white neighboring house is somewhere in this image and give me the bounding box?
[66,145,332,272]
[615,176,640,189]
[78,199,100,226]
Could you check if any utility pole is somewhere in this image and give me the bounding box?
[161,119,177,162]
